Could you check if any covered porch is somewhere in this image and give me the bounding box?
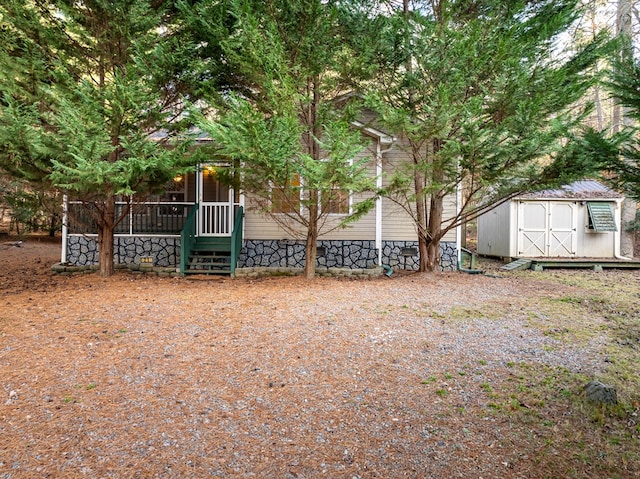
[61,164,245,275]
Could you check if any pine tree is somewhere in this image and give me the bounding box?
[194,0,376,278]
[607,55,640,202]
[358,0,613,271]
[0,0,201,276]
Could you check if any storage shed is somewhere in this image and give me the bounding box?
[477,180,624,260]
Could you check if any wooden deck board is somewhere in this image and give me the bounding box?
[505,258,640,271]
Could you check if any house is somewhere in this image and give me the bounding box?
[476,180,625,260]
[60,125,462,275]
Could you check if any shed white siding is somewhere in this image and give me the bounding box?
[477,201,512,258]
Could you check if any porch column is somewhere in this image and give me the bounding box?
[376,142,383,266]
[61,193,68,263]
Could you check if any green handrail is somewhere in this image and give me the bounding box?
[180,203,198,274]
[458,246,483,274]
[230,206,244,278]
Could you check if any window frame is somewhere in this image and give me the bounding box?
[270,173,302,215]
[320,185,352,216]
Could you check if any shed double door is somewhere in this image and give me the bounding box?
[518,201,577,257]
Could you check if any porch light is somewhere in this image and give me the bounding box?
[205,166,216,176]
[173,175,183,182]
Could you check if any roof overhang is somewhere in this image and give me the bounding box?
[351,120,396,145]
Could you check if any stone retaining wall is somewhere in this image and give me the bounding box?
[51,262,180,277]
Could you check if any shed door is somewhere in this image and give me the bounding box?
[549,202,577,257]
[518,201,548,256]
[518,201,577,257]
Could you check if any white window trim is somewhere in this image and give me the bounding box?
[319,157,353,216]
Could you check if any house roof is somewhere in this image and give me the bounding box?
[516,180,623,200]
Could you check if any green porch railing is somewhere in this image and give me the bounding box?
[67,201,193,235]
[180,203,199,274]
[230,206,244,278]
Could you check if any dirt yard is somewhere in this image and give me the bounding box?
[1,238,639,478]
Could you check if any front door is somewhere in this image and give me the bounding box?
[198,165,234,237]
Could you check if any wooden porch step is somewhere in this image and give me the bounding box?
[501,258,533,271]
[192,237,232,250]
[188,260,231,267]
[183,269,231,275]
[189,252,230,258]
[183,237,234,275]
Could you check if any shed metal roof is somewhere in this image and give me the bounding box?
[516,180,623,200]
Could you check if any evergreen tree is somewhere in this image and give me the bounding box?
[608,56,640,202]
[356,0,613,271]
[0,0,202,276]
[194,0,376,278]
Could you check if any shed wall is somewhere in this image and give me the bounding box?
[476,201,512,258]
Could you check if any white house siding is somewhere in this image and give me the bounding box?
[239,136,460,271]
[380,147,458,243]
[243,147,378,241]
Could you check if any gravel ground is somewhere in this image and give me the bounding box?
[0,239,627,478]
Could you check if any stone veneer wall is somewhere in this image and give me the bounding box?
[239,239,458,271]
[65,235,179,267]
[65,236,458,271]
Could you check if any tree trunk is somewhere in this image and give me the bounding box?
[305,202,318,279]
[422,140,445,272]
[97,196,116,277]
[48,213,59,237]
[424,191,444,272]
[412,141,430,272]
[303,75,322,279]
[616,0,636,258]
[417,229,429,272]
[620,197,637,257]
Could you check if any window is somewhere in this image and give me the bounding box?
[271,173,301,214]
[587,202,617,232]
[321,187,350,215]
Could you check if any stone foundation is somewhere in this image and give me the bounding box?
[64,235,458,272]
[65,235,179,267]
[239,239,457,272]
